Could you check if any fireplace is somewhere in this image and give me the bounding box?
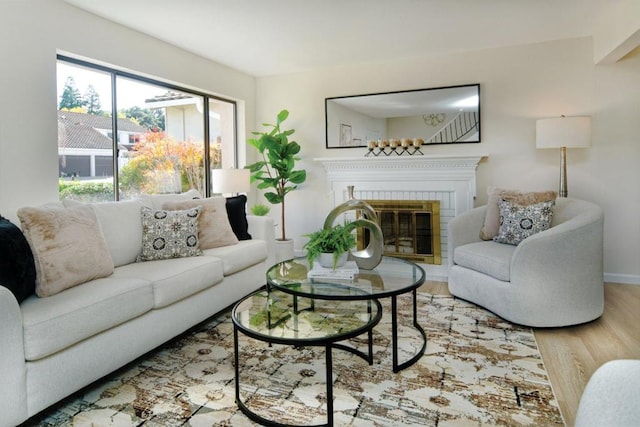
[358,200,441,264]
[315,154,486,279]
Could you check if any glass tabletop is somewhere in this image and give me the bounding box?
[232,290,382,345]
[267,256,426,300]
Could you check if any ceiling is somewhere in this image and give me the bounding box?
[62,0,603,77]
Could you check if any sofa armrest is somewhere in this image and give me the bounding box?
[0,286,28,426]
[247,215,276,268]
[447,205,487,267]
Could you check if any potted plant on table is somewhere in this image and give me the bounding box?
[246,110,306,260]
[303,222,357,269]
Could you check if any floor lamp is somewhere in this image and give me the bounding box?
[536,116,591,198]
[211,168,250,196]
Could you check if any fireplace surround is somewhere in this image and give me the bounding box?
[315,154,486,279]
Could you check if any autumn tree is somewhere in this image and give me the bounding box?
[119,131,206,196]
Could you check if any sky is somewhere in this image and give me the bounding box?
[56,61,167,111]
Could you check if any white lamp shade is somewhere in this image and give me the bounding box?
[536,116,591,149]
[211,168,250,194]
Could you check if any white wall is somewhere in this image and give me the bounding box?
[255,37,640,284]
[0,0,255,224]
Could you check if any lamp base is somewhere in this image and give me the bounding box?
[559,146,568,198]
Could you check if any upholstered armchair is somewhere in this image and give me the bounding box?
[448,197,604,327]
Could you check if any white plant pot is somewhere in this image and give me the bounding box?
[319,252,348,269]
[275,239,294,263]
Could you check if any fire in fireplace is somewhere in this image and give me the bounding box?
[357,200,441,265]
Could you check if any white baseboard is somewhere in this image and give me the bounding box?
[419,265,640,286]
[604,273,640,285]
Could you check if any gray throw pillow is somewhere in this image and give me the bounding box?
[137,206,202,262]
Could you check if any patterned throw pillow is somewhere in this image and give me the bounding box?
[479,187,557,240]
[493,199,555,245]
[137,206,202,262]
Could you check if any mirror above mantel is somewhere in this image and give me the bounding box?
[325,84,480,149]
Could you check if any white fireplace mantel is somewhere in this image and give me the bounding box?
[314,154,487,279]
[314,154,486,212]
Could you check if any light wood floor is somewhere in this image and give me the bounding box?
[418,281,640,427]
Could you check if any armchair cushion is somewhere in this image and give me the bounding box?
[453,241,515,281]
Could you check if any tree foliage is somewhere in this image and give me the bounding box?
[119,131,210,197]
[83,85,102,115]
[120,106,165,131]
[59,76,83,110]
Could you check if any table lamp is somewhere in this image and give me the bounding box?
[211,168,250,196]
[535,116,591,197]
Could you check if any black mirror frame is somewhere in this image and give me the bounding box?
[325,83,481,149]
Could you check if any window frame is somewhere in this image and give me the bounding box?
[57,54,238,199]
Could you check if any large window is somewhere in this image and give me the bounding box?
[56,55,236,202]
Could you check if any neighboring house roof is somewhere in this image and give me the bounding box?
[57,111,147,150]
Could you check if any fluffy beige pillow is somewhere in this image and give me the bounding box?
[162,197,238,249]
[479,187,558,240]
[17,204,114,297]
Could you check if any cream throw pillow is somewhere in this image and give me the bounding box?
[479,187,557,240]
[17,204,114,297]
[162,197,239,249]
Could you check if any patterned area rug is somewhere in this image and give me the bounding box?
[28,293,563,426]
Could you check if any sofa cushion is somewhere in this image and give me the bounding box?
[203,239,267,275]
[17,204,115,297]
[162,197,238,250]
[0,215,36,303]
[21,276,153,361]
[479,187,557,240]
[63,198,152,267]
[453,241,516,282]
[493,199,555,245]
[112,256,224,308]
[226,195,251,240]
[137,206,202,262]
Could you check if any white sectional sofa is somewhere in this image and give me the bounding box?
[0,192,275,427]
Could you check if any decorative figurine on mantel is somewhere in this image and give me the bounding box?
[366,138,424,156]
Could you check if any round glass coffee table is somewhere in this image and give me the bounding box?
[267,256,426,372]
[232,289,382,427]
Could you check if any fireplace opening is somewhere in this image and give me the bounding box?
[357,200,441,265]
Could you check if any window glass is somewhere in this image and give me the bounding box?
[56,56,236,202]
[57,61,114,202]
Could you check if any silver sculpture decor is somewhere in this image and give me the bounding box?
[323,186,383,270]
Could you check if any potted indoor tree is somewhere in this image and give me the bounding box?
[303,222,357,269]
[246,110,306,259]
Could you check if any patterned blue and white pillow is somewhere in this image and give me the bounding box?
[493,199,555,245]
[137,206,202,262]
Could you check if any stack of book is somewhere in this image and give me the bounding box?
[307,260,359,280]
